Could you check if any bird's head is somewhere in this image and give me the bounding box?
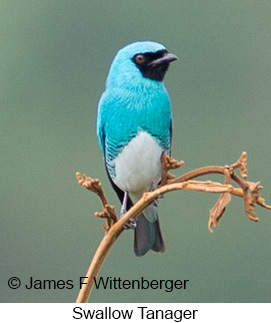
[105,41,178,90]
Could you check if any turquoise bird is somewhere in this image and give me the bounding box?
[97,41,177,256]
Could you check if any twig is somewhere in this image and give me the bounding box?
[75,152,271,303]
[75,179,233,303]
[76,173,117,230]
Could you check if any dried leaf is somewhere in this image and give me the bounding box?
[243,189,259,222]
[208,192,231,232]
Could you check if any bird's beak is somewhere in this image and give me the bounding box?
[148,52,178,67]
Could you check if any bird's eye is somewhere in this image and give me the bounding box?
[135,54,145,64]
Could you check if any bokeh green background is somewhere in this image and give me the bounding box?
[1,0,271,303]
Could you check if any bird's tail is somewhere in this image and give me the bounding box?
[134,205,165,257]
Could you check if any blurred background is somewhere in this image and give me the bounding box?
[1,0,271,302]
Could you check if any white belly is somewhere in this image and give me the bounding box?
[113,131,163,198]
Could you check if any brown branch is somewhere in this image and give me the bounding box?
[167,152,270,230]
[75,179,233,303]
[75,152,271,303]
[160,151,184,185]
[76,172,117,230]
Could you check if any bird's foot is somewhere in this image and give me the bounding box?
[123,218,137,230]
[120,191,137,230]
[120,192,128,216]
[149,183,159,207]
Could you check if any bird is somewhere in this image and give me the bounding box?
[96,41,177,256]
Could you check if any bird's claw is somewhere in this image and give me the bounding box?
[123,218,137,230]
[149,183,159,206]
[152,199,159,207]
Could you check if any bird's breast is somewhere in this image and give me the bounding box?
[112,131,163,197]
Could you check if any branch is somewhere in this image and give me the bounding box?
[76,173,118,230]
[75,152,271,303]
